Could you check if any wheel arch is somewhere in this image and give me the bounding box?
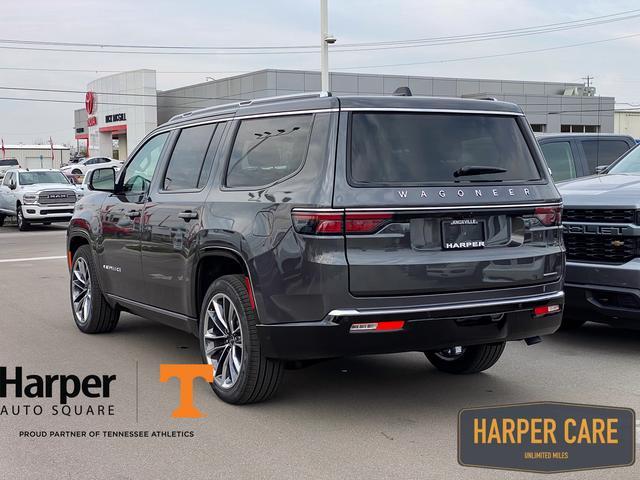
[194,247,254,320]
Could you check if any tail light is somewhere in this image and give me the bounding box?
[292,210,393,235]
[534,206,562,226]
[291,212,343,235]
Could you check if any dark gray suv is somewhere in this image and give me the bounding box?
[67,92,565,404]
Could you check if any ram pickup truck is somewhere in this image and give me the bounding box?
[559,144,640,329]
[0,168,83,230]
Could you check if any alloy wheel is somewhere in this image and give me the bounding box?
[203,293,243,389]
[71,257,92,324]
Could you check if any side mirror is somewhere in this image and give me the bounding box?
[88,167,116,192]
[595,165,609,174]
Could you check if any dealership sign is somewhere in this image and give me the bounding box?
[458,402,635,473]
[85,91,96,115]
[106,113,126,123]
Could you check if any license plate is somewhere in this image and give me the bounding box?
[441,219,485,250]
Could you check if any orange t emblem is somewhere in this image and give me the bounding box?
[159,364,214,418]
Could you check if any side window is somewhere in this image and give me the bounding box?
[162,123,218,191]
[582,140,632,174]
[540,141,577,182]
[121,132,169,195]
[3,172,13,186]
[596,140,631,167]
[226,114,313,188]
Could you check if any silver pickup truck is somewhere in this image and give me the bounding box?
[559,144,640,329]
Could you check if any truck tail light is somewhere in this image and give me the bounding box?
[534,206,562,226]
[292,211,392,235]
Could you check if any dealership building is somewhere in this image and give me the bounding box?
[74,69,615,158]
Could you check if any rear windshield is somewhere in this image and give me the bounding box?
[0,159,19,166]
[349,113,541,185]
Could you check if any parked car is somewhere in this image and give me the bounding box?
[0,158,20,179]
[60,156,122,175]
[537,133,635,182]
[0,168,82,230]
[67,92,564,404]
[559,143,640,329]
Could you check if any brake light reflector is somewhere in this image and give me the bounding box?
[533,304,561,316]
[350,320,405,332]
[534,206,562,226]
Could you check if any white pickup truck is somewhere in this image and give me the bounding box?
[0,168,83,230]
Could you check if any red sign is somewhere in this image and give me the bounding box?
[87,116,97,127]
[85,91,96,115]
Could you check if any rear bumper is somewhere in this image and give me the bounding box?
[257,291,563,360]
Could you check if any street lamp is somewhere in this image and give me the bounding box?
[320,0,336,92]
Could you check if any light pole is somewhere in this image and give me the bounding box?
[320,0,336,92]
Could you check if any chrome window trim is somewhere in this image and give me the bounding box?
[328,291,564,318]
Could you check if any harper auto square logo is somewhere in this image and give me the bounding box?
[458,402,636,473]
[397,186,532,199]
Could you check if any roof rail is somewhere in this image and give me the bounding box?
[168,91,332,123]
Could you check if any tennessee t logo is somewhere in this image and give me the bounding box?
[159,364,214,418]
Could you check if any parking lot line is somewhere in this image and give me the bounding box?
[0,255,66,263]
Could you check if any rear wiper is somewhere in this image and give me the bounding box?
[453,166,507,178]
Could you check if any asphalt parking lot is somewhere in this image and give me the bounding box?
[1,223,639,480]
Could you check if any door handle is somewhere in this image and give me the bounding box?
[127,210,141,219]
[178,210,199,221]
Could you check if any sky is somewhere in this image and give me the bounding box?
[2,0,640,145]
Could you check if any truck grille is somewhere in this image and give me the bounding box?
[565,234,636,264]
[37,190,76,205]
[563,208,635,223]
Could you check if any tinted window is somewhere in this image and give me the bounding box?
[122,133,169,195]
[607,145,640,174]
[540,142,577,182]
[582,140,631,174]
[350,113,540,185]
[226,115,313,188]
[163,123,217,191]
[0,159,19,166]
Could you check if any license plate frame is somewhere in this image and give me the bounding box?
[441,219,486,250]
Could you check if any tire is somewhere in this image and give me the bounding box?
[425,342,506,374]
[70,245,120,333]
[559,316,586,330]
[16,204,29,231]
[199,274,283,404]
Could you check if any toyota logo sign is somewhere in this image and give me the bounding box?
[85,91,96,115]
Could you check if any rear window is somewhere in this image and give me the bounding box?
[0,159,19,166]
[349,113,540,185]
